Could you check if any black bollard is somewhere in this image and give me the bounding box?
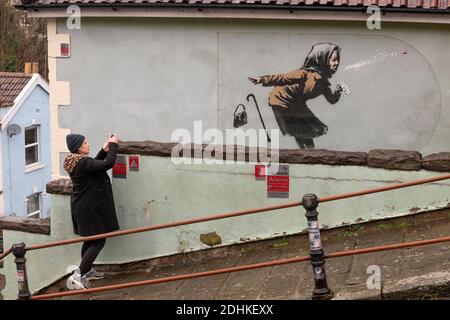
[12,243,31,299]
[302,193,333,300]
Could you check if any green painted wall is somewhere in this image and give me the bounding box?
[2,155,450,299]
[3,17,450,300]
[57,19,450,176]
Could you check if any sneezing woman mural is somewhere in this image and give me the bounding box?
[249,43,345,149]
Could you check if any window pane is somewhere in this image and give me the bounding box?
[27,193,40,216]
[25,127,37,145]
[25,145,38,165]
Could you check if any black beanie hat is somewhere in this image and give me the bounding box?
[66,134,85,153]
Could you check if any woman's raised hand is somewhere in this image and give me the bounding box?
[109,134,119,144]
[102,136,109,152]
[103,134,119,151]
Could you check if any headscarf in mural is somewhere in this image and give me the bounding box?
[303,43,341,78]
[249,43,344,149]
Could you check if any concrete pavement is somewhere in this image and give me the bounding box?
[25,209,450,300]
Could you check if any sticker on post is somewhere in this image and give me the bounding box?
[17,270,25,282]
[314,271,326,280]
[309,231,322,250]
[308,220,320,231]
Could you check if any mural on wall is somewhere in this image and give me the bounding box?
[248,43,348,149]
[55,27,444,155]
[218,33,441,153]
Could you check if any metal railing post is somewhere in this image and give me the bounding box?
[302,193,333,300]
[12,242,31,300]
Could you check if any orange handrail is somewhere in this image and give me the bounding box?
[1,172,449,262]
[319,173,450,203]
[30,234,450,300]
[27,172,450,252]
[325,235,450,258]
[0,247,12,262]
[30,255,311,300]
[3,172,450,300]
[24,201,301,252]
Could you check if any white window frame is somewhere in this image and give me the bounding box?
[26,193,41,219]
[25,125,40,167]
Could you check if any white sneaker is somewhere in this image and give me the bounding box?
[85,268,105,281]
[66,269,91,290]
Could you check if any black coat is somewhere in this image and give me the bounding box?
[69,142,120,236]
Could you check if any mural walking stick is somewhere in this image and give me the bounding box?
[247,93,271,143]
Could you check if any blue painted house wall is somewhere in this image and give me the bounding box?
[1,84,52,218]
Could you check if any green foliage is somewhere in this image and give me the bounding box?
[377,223,392,231]
[378,221,409,231]
[396,222,408,229]
[273,237,289,248]
[341,224,364,238]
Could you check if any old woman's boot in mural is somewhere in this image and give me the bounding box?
[295,137,315,149]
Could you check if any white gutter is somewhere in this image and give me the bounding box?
[26,7,450,24]
[0,74,49,128]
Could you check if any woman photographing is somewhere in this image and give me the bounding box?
[63,133,120,290]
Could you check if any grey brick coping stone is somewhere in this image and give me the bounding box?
[0,216,50,235]
[46,141,450,196]
[368,149,422,171]
[117,140,435,170]
[423,153,450,172]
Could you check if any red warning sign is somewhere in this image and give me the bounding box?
[255,164,266,180]
[113,155,127,179]
[113,163,126,178]
[60,43,70,57]
[267,175,289,198]
[129,156,139,172]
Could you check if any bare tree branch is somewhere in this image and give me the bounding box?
[0,0,47,80]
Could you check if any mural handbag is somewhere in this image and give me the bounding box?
[233,103,248,128]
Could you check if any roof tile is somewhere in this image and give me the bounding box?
[0,72,32,108]
[16,0,450,8]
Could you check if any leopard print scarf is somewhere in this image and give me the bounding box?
[63,153,87,174]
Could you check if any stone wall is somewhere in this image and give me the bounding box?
[0,216,50,235]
